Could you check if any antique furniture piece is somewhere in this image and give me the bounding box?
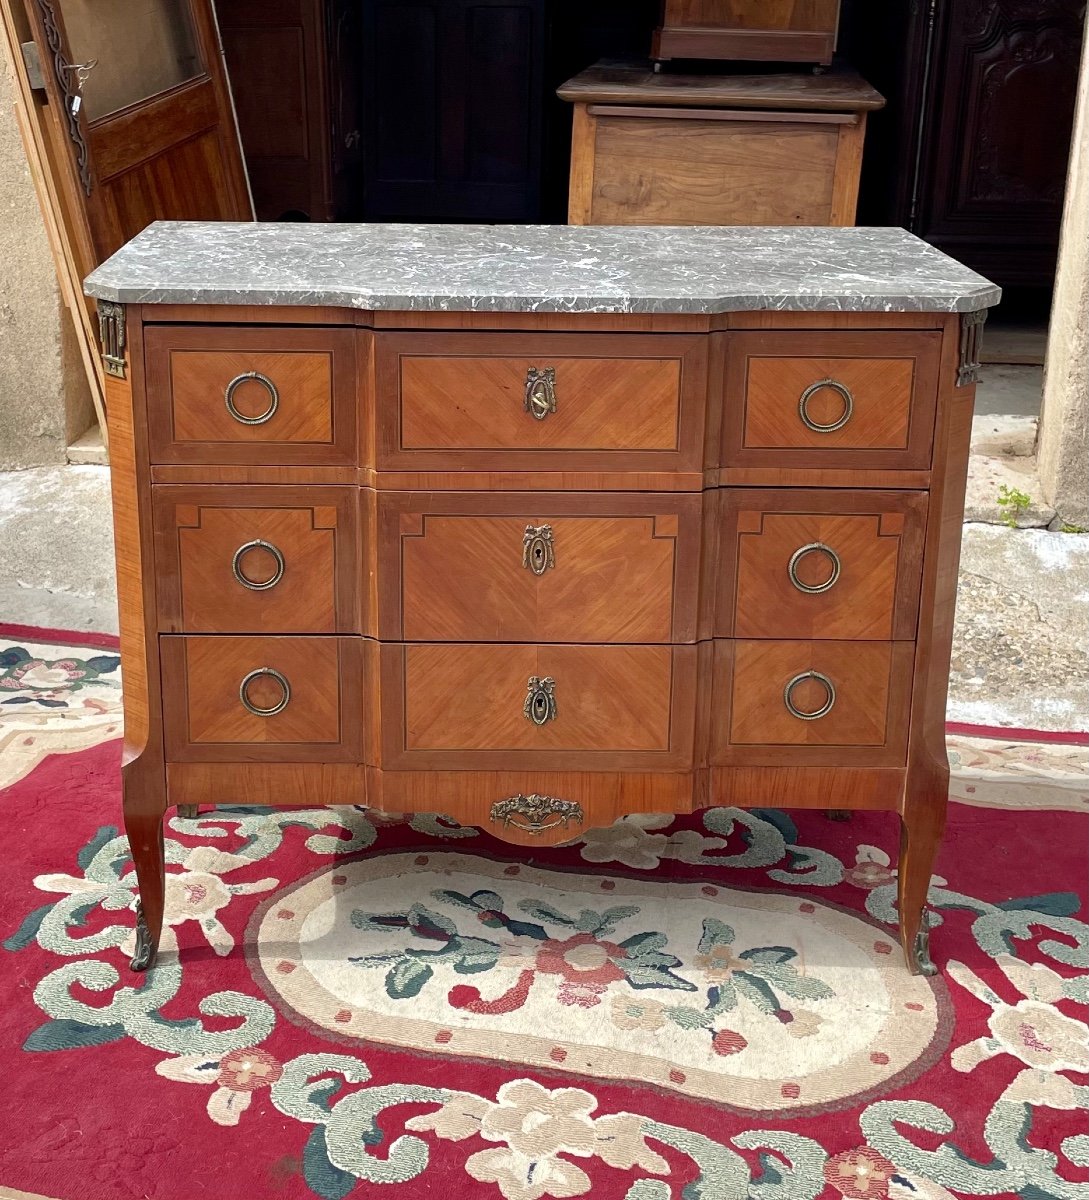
[847,0,1084,289]
[559,61,884,226]
[653,0,843,67]
[84,222,999,976]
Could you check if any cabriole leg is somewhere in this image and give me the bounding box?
[123,765,167,972]
[898,773,947,976]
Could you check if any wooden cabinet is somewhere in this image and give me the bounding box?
[653,0,843,66]
[87,225,995,979]
[559,61,884,227]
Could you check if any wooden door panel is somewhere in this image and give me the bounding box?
[162,635,363,762]
[711,639,913,767]
[144,325,358,465]
[380,642,696,769]
[18,0,251,271]
[722,331,941,470]
[380,491,701,642]
[376,332,706,472]
[718,489,927,640]
[153,485,360,633]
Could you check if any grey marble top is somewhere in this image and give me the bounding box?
[84,222,1001,314]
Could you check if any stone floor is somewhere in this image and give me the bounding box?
[0,361,1086,733]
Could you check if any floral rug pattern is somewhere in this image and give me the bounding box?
[0,629,1086,1200]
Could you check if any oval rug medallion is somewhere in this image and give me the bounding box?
[250,851,951,1116]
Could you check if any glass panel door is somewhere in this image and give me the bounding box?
[54,0,203,120]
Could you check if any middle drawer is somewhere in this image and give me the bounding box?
[377,492,703,643]
[153,486,362,634]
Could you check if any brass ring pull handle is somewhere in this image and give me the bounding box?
[239,667,291,717]
[787,542,841,594]
[524,366,556,420]
[490,794,584,835]
[524,676,557,725]
[784,670,836,721]
[522,524,555,575]
[798,379,854,433]
[232,539,286,591]
[225,371,280,425]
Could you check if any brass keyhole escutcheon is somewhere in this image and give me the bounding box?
[522,524,555,575]
[524,676,557,725]
[524,366,556,420]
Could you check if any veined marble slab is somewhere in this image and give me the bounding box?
[84,222,1001,313]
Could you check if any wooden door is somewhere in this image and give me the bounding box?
[17,0,252,265]
[846,0,1083,288]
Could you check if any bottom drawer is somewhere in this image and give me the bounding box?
[161,635,363,763]
[711,640,913,767]
[378,643,697,770]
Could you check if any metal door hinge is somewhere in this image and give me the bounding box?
[21,41,46,90]
[97,301,126,379]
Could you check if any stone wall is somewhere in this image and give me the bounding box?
[0,54,92,469]
[1039,26,1089,530]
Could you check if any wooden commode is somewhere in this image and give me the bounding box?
[83,222,999,976]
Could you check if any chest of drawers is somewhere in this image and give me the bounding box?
[84,223,999,977]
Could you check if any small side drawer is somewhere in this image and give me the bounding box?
[145,325,357,465]
[378,642,697,770]
[711,640,913,768]
[162,636,363,763]
[154,486,361,634]
[378,491,702,643]
[716,490,927,641]
[722,331,941,471]
[375,332,706,473]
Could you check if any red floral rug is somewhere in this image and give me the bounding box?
[0,629,1087,1200]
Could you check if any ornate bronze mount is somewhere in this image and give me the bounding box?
[957,310,987,387]
[522,524,555,575]
[524,366,556,420]
[130,901,154,972]
[490,794,584,835]
[524,676,557,725]
[97,301,126,379]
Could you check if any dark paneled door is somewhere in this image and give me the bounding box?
[852,0,1084,290]
[361,0,546,222]
[918,0,1084,287]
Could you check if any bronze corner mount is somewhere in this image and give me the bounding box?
[97,301,126,379]
[957,309,987,388]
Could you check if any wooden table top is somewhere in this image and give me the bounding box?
[557,58,886,113]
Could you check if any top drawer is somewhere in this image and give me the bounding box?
[375,332,707,474]
[722,331,941,471]
[145,326,358,466]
